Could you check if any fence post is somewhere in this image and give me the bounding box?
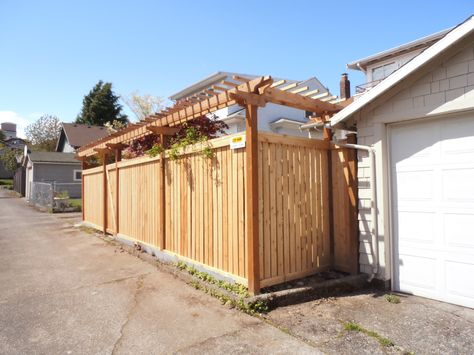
[114,148,121,236]
[80,158,87,221]
[323,125,335,268]
[160,133,166,251]
[51,182,55,212]
[94,148,111,235]
[103,156,107,234]
[343,133,359,274]
[246,104,260,295]
[330,132,359,274]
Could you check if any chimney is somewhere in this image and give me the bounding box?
[340,73,351,100]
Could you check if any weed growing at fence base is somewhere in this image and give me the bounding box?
[177,261,268,314]
[68,199,82,211]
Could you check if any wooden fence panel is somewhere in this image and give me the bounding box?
[81,132,357,289]
[118,160,161,248]
[164,144,247,281]
[258,133,331,287]
[83,167,103,228]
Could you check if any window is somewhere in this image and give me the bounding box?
[73,170,82,181]
[372,62,397,81]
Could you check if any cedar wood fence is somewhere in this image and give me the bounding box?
[82,132,358,289]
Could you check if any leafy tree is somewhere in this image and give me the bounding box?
[25,115,61,151]
[0,130,5,143]
[76,80,128,126]
[122,91,164,121]
[0,148,21,172]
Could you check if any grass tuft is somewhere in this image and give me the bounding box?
[384,293,401,304]
[0,179,13,186]
[343,321,394,347]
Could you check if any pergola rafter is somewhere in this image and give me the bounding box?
[76,75,343,158]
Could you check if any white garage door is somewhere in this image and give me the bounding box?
[390,114,474,309]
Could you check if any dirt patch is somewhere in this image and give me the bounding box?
[264,290,474,354]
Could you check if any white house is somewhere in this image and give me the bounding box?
[169,72,342,138]
[348,28,451,95]
[303,15,474,309]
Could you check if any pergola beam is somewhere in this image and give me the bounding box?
[77,75,342,158]
[262,87,340,113]
[147,126,180,136]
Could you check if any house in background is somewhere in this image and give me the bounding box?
[303,15,474,308]
[0,123,26,179]
[23,149,82,199]
[0,122,18,139]
[169,71,346,138]
[348,28,451,94]
[56,122,109,152]
[16,122,109,200]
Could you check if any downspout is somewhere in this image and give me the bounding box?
[335,141,378,282]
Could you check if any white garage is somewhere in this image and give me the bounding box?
[304,16,474,309]
[390,115,474,308]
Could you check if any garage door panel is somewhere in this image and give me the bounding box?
[398,211,436,244]
[390,123,437,166]
[395,170,435,201]
[442,168,474,201]
[443,213,474,248]
[441,117,474,149]
[397,252,437,290]
[390,114,474,309]
[445,260,474,301]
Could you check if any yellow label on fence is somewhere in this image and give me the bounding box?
[230,135,246,149]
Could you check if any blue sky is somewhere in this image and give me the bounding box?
[1,1,472,137]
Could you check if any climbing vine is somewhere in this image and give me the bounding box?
[146,125,217,161]
[128,114,227,159]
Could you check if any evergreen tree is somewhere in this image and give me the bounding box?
[76,81,128,126]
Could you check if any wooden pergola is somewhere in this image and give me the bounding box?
[77,75,343,294]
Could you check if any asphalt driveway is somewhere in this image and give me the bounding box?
[0,190,317,354]
[2,188,473,355]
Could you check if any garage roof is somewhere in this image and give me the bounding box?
[29,151,79,164]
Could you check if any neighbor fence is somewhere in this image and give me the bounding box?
[82,132,358,288]
[29,181,82,212]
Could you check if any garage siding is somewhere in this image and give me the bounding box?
[354,43,474,278]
